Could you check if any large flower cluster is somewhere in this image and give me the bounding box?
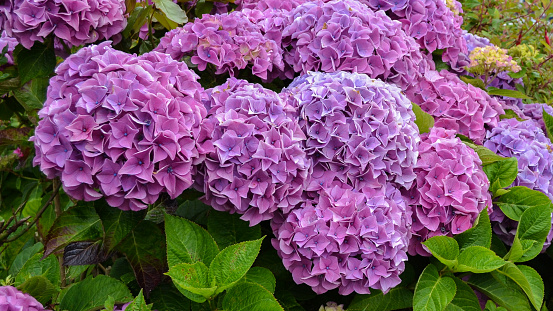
[31,42,207,211]
[195,78,309,225]
[154,11,284,80]
[0,0,126,49]
[0,31,17,68]
[283,71,420,194]
[405,127,492,256]
[521,103,553,134]
[406,70,504,144]
[281,0,430,91]
[467,45,521,77]
[0,286,49,311]
[484,119,553,249]
[271,183,411,295]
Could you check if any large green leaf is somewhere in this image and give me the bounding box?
[347,287,413,311]
[152,0,188,24]
[467,272,531,311]
[422,236,459,269]
[543,108,553,140]
[124,290,154,311]
[496,263,543,310]
[96,202,145,251]
[16,42,56,84]
[165,214,219,267]
[495,186,553,221]
[13,77,48,111]
[222,282,284,311]
[454,246,505,273]
[486,88,531,99]
[515,205,552,262]
[238,267,276,294]
[116,220,166,294]
[454,209,492,251]
[59,275,132,311]
[166,262,216,303]
[209,237,264,295]
[444,277,481,311]
[17,275,58,305]
[412,103,435,134]
[413,264,456,311]
[8,242,43,277]
[15,253,59,287]
[463,142,507,166]
[43,205,103,258]
[150,283,191,311]
[207,211,261,249]
[482,157,518,194]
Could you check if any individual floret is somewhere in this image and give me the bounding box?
[31,42,207,211]
[0,286,49,311]
[406,127,492,256]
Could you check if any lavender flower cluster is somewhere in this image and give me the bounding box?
[0,0,126,49]
[31,42,207,211]
[521,103,553,134]
[406,127,492,256]
[484,119,553,250]
[271,183,411,295]
[0,286,49,311]
[195,78,309,225]
[154,11,284,80]
[407,70,504,144]
[0,31,18,68]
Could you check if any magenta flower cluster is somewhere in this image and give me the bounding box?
[283,71,420,194]
[194,78,309,225]
[0,286,49,311]
[407,70,504,144]
[271,183,411,295]
[406,127,492,256]
[0,0,126,49]
[236,0,309,11]
[484,119,553,250]
[154,11,284,80]
[281,0,430,91]
[31,42,207,211]
[0,31,18,68]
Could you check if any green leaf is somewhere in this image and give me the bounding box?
[444,277,481,311]
[222,282,284,311]
[43,205,103,258]
[460,75,486,90]
[239,267,276,294]
[542,108,553,140]
[8,243,43,277]
[412,103,435,134]
[150,283,191,311]
[116,220,166,295]
[207,211,261,249]
[413,264,456,311]
[153,11,178,31]
[455,209,492,251]
[96,202,145,251]
[165,214,219,267]
[17,275,58,305]
[514,205,552,262]
[125,290,153,311]
[482,157,518,194]
[508,68,526,79]
[467,272,531,311]
[274,290,306,311]
[496,263,543,310]
[495,186,553,221]
[195,0,214,16]
[347,287,413,311]
[15,253,59,287]
[12,77,49,111]
[486,88,531,99]
[60,275,132,311]
[454,246,506,273]
[16,42,56,84]
[152,0,188,24]
[506,236,524,262]
[463,142,507,166]
[166,262,216,303]
[422,236,459,268]
[500,109,526,121]
[209,237,264,295]
[122,6,154,37]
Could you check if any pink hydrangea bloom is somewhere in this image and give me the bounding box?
[0,286,49,311]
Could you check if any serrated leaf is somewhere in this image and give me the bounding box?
[207,211,261,249]
[514,205,552,262]
[487,88,531,99]
[165,214,219,267]
[467,272,531,311]
[347,287,413,311]
[496,263,543,310]
[239,267,276,294]
[508,68,526,79]
[495,186,553,221]
[13,77,48,111]
[543,108,553,140]
[482,157,518,194]
[413,264,456,311]
[96,202,145,251]
[454,246,505,273]
[60,275,132,311]
[15,253,59,287]
[125,290,153,311]
[412,103,435,134]
[166,262,216,303]
[423,236,459,268]
[63,241,105,266]
[16,42,56,84]
[444,277,481,311]
[222,282,284,311]
[455,209,492,251]
[17,275,58,305]
[152,0,188,24]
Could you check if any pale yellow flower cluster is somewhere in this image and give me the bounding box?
[467,45,522,76]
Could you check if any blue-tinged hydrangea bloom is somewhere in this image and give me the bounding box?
[405,127,492,256]
[283,71,420,194]
[521,103,553,134]
[484,118,553,250]
[154,11,284,81]
[194,78,309,226]
[271,183,411,295]
[0,0,126,49]
[31,42,207,211]
[0,286,49,311]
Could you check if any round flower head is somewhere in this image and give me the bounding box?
[406,127,492,256]
[484,119,553,250]
[283,71,420,194]
[271,183,411,295]
[154,11,284,81]
[406,70,504,144]
[467,45,521,77]
[281,0,431,91]
[31,42,207,211]
[0,31,18,68]
[520,103,553,134]
[0,0,127,49]
[0,286,49,311]
[195,78,309,226]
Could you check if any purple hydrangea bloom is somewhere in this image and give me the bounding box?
[31,42,207,211]
[236,0,309,11]
[520,103,553,134]
[271,183,411,295]
[154,11,284,81]
[406,70,504,144]
[194,78,309,225]
[0,0,127,50]
[484,118,553,250]
[0,31,18,68]
[281,0,432,91]
[0,286,49,311]
[406,127,492,256]
[283,71,420,194]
